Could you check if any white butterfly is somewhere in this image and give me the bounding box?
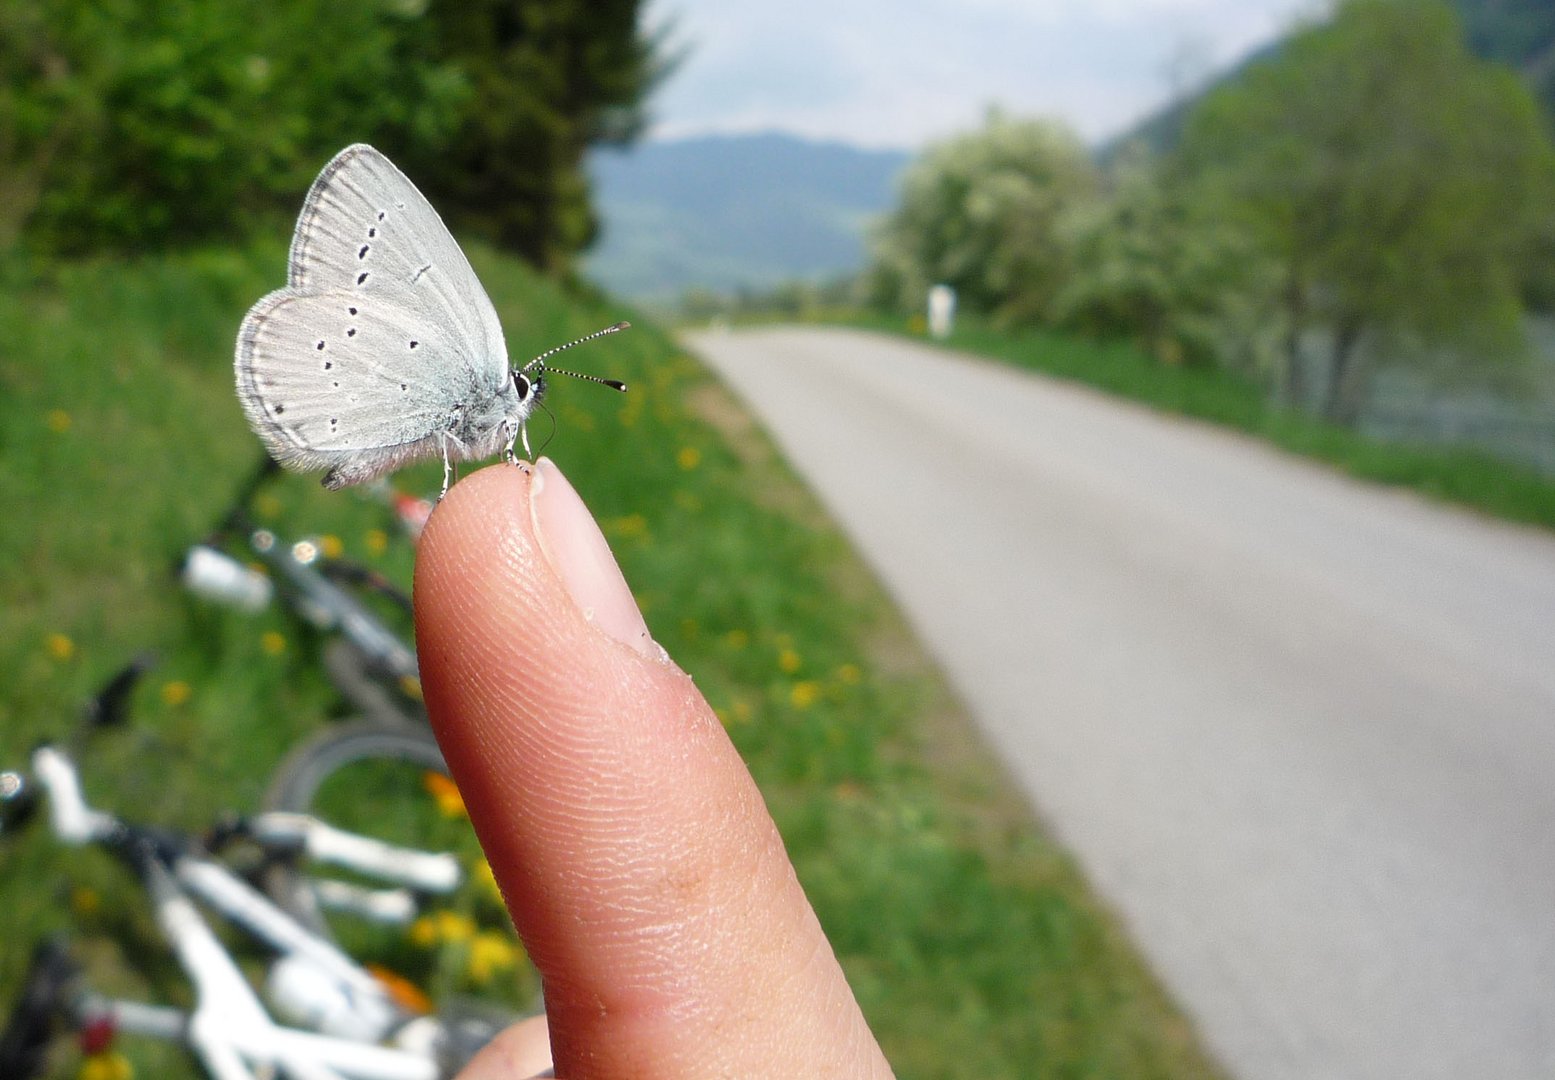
[235,143,625,494]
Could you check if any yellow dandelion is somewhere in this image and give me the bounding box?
[467,931,519,984]
[677,446,702,471]
[607,513,648,540]
[778,648,802,674]
[723,628,749,650]
[408,915,439,948]
[422,771,466,819]
[364,528,389,556]
[789,681,821,709]
[160,680,192,707]
[835,663,862,685]
[78,1052,133,1080]
[732,699,753,723]
[45,633,75,662]
[254,492,283,519]
[319,534,344,559]
[261,631,286,656]
[410,913,441,951]
[434,910,476,943]
[46,409,72,434]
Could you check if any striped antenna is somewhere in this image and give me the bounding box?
[520,321,630,391]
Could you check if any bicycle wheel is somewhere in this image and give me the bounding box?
[261,722,540,1018]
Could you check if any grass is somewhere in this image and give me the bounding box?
[0,247,1225,1079]
[837,310,1555,533]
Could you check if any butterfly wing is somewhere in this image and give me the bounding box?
[237,289,488,483]
[286,144,507,385]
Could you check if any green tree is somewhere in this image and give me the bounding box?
[869,110,1098,325]
[0,0,666,274]
[0,0,466,255]
[1180,0,1555,421]
[1052,144,1282,372]
[408,0,671,276]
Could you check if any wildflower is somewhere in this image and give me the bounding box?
[778,648,802,674]
[261,631,286,656]
[606,513,648,540]
[78,1053,133,1080]
[422,771,466,819]
[676,445,701,470]
[368,964,432,1015]
[320,534,344,559]
[45,633,75,662]
[46,409,71,434]
[364,528,389,556]
[836,663,862,685]
[410,909,476,947]
[467,931,519,984]
[790,681,821,709]
[723,629,749,650]
[160,680,192,707]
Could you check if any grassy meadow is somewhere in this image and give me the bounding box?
[0,247,1224,1079]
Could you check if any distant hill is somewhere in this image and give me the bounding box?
[583,133,910,301]
[1109,0,1555,158]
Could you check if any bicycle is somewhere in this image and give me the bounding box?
[182,456,428,729]
[0,659,534,1080]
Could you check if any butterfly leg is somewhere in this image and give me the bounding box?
[503,422,535,466]
[439,432,466,498]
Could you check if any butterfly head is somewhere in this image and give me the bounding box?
[512,368,546,405]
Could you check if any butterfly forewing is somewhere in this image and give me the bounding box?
[285,144,508,392]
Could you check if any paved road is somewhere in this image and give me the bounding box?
[683,326,1555,1080]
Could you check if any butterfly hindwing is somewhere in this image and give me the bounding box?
[236,288,480,477]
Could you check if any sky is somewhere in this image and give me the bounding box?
[641,0,1325,150]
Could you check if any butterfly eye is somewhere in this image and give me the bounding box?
[512,371,531,399]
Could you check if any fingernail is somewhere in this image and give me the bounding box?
[529,457,655,656]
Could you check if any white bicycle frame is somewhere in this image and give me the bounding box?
[27,746,470,1080]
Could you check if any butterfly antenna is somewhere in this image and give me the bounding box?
[521,322,630,391]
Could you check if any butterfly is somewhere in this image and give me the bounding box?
[235,143,625,495]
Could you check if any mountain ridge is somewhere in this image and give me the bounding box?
[583,132,910,300]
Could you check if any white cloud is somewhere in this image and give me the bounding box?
[643,0,1323,148]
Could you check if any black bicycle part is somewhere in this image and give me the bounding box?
[0,937,80,1079]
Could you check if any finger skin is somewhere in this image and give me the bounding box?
[414,463,893,1079]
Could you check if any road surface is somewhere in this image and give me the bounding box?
[683,326,1555,1080]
